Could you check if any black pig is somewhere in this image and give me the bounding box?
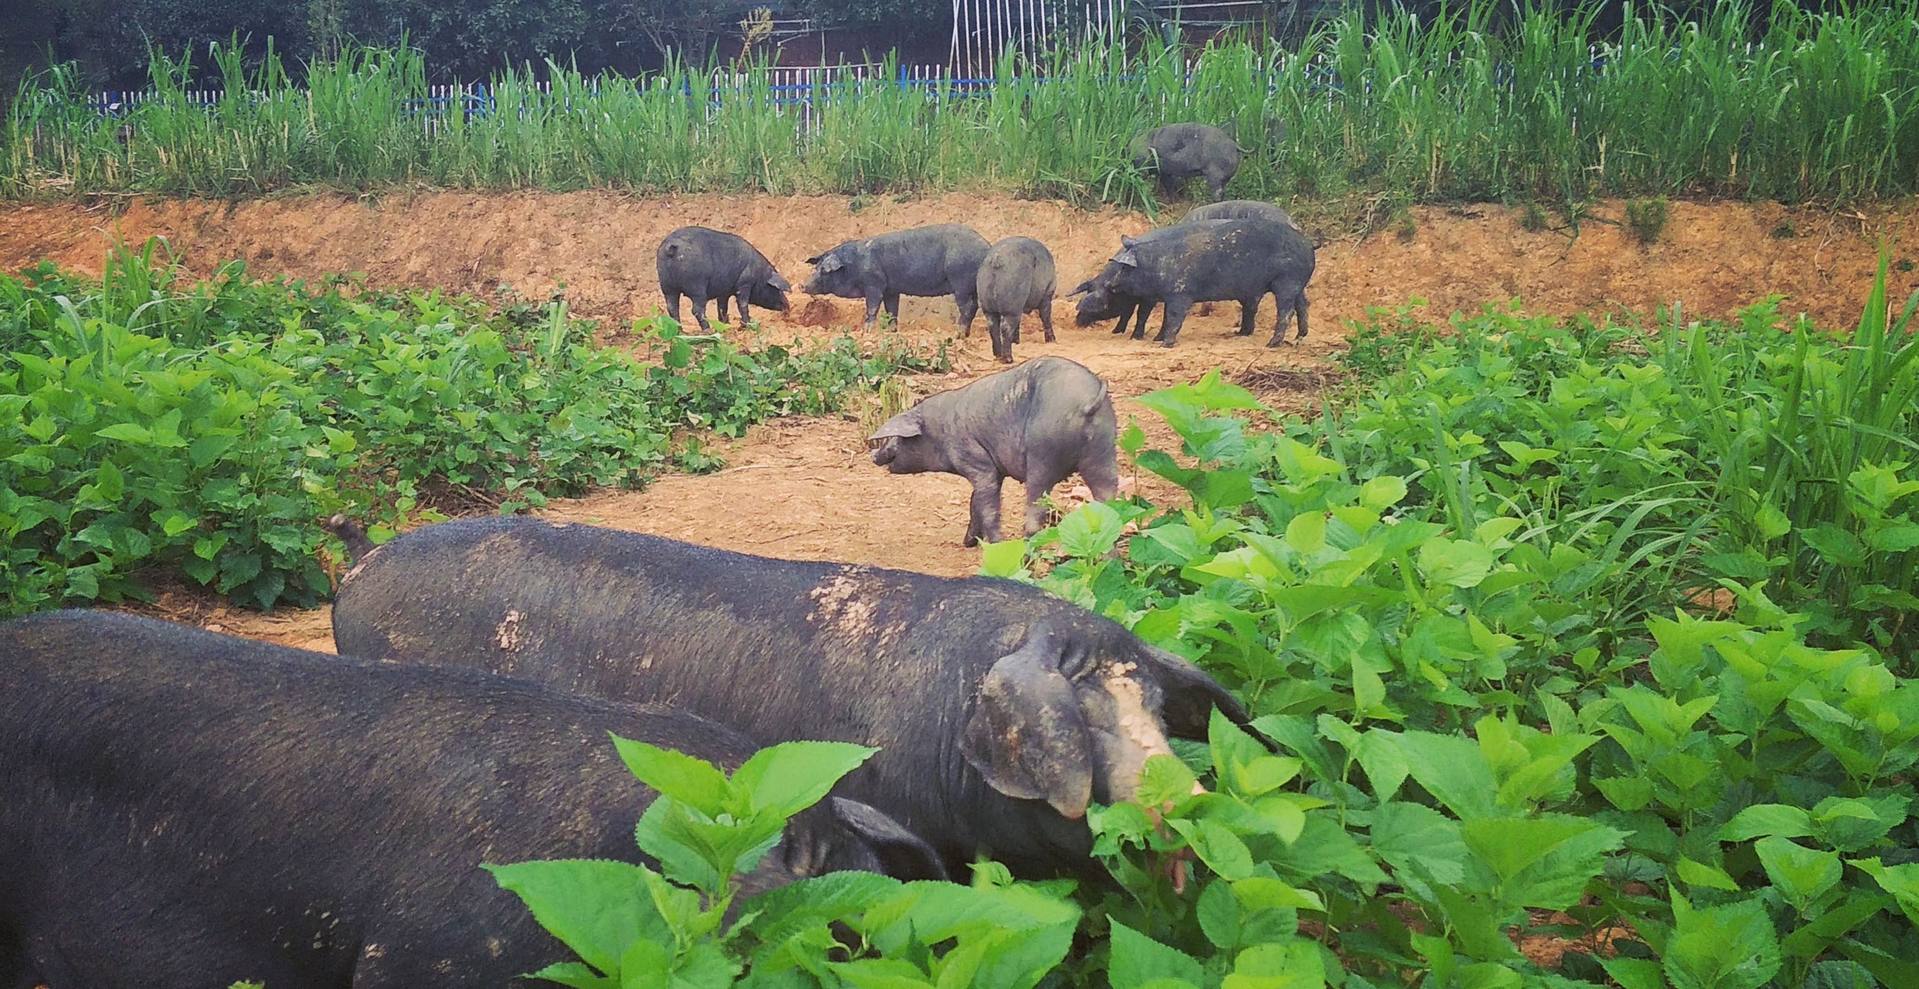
[0,610,940,989]
[1070,217,1315,347]
[802,223,989,331]
[328,517,1251,881]
[974,236,1058,363]
[656,225,790,331]
[869,356,1116,545]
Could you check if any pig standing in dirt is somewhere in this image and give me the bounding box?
[1071,217,1315,348]
[1128,122,1246,200]
[802,223,989,331]
[870,356,1117,546]
[656,225,791,330]
[328,516,1251,881]
[0,610,942,989]
[974,236,1057,363]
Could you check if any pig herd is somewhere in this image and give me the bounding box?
[3,132,1284,988]
[655,199,1318,362]
[1,524,1250,987]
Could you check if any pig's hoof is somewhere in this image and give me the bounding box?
[1161,339,1177,349]
[998,354,1014,365]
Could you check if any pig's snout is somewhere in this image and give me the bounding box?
[871,444,897,467]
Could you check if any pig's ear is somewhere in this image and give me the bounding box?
[1120,234,1139,248]
[1113,249,1139,267]
[868,409,922,441]
[1141,644,1260,743]
[829,797,949,881]
[961,622,1094,819]
[768,272,792,291]
[1066,279,1095,297]
[813,254,846,274]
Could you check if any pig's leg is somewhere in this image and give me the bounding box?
[734,292,752,327]
[1158,298,1193,348]
[862,288,884,328]
[1110,302,1131,335]
[1131,303,1158,341]
[1039,295,1056,342]
[664,291,684,329]
[994,316,1015,363]
[954,284,980,337]
[1266,280,1307,347]
[1010,314,1021,345]
[1292,289,1310,341]
[964,475,1004,547]
[716,295,730,323]
[1236,297,1258,336]
[685,292,714,332]
[883,292,903,329]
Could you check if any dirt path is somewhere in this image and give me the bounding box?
[5,190,1916,651]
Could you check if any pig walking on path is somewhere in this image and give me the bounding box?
[656,225,791,331]
[802,223,990,331]
[1071,217,1315,348]
[870,356,1117,546]
[975,236,1057,364]
[328,517,1251,881]
[0,610,939,989]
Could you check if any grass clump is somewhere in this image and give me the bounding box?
[1625,196,1671,243]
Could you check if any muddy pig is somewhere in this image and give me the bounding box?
[1070,217,1315,348]
[656,225,791,331]
[870,356,1116,545]
[0,610,941,989]
[327,517,1252,881]
[974,236,1057,363]
[802,223,989,331]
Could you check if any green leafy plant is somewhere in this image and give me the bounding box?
[1626,197,1671,244]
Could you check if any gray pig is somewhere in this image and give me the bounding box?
[656,225,790,331]
[328,517,1252,881]
[975,236,1057,364]
[1070,217,1315,348]
[1182,199,1303,233]
[1128,123,1244,199]
[802,223,989,331]
[870,355,1117,546]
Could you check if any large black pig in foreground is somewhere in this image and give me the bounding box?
[328,517,1251,880]
[869,356,1117,547]
[0,610,940,989]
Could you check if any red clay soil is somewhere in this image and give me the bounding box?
[4,190,1917,657]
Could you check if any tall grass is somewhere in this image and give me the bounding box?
[5,0,1918,203]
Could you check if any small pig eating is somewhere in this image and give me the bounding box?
[656,225,790,331]
[802,223,990,331]
[869,356,1119,546]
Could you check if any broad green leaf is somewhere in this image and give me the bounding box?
[978,538,1028,577]
[1676,856,1740,892]
[1754,837,1841,913]
[1717,804,1815,842]
[1850,857,1919,927]
[1058,501,1126,558]
[1197,878,1242,949]
[610,735,730,816]
[1168,818,1255,880]
[1392,730,1499,820]
[1802,960,1879,989]
[1372,801,1467,889]
[1359,475,1408,510]
[524,961,616,989]
[1417,537,1496,588]
[1222,940,1326,989]
[1663,895,1781,989]
[1462,814,1626,910]
[732,740,878,818]
[95,422,154,444]
[1137,753,1200,809]
[486,860,666,977]
[1599,958,1665,989]
[1285,512,1327,553]
[1107,921,1205,989]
